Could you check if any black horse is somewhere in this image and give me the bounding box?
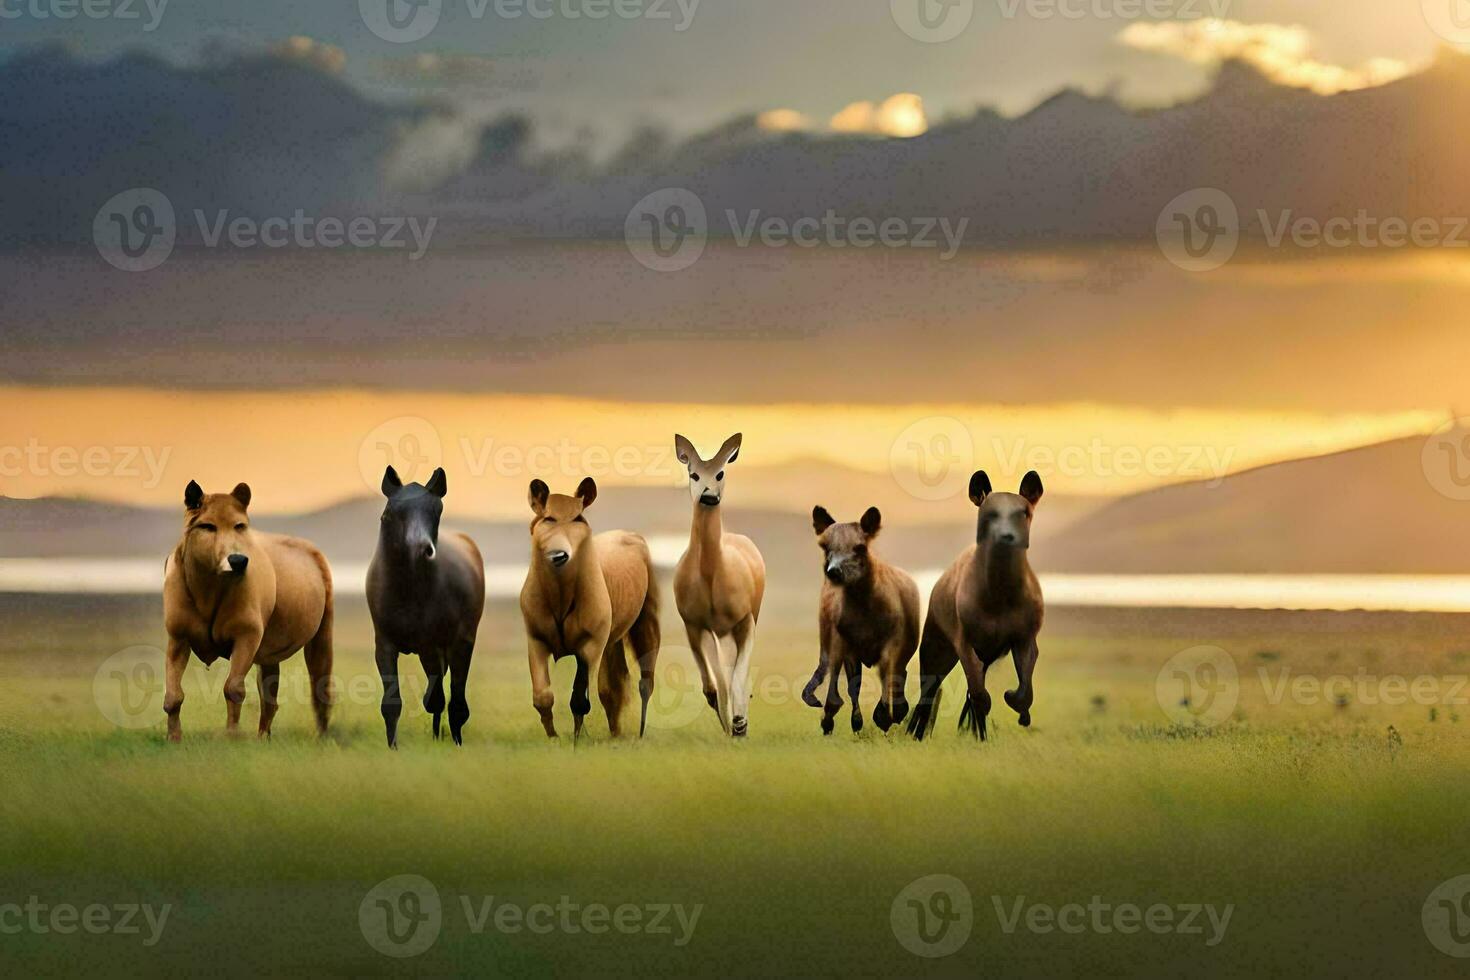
[367,466,486,747]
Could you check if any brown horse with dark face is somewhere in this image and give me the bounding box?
[161,481,334,741]
[367,466,486,749]
[908,471,1045,742]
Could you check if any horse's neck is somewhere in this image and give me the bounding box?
[971,541,1029,607]
[181,546,225,610]
[689,503,724,582]
[535,540,599,619]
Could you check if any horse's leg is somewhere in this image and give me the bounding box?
[162,635,190,743]
[570,641,602,743]
[683,624,719,715]
[956,647,991,742]
[304,611,334,736]
[730,616,756,738]
[709,632,734,735]
[222,634,261,736]
[422,650,446,741]
[447,637,474,746]
[597,636,631,738]
[820,636,846,736]
[528,638,557,738]
[907,619,959,740]
[629,599,661,738]
[874,641,909,733]
[256,661,281,738]
[375,635,402,749]
[1004,635,1039,728]
[845,657,864,733]
[802,645,829,709]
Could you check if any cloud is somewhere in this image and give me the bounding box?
[380,51,500,85]
[269,36,347,75]
[829,93,928,138]
[755,108,813,133]
[1118,20,1411,95]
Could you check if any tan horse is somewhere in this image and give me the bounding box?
[801,506,920,736]
[161,481,334,741]
[672,433,766,737]
[519,478,661,739]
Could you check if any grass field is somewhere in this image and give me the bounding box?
[3,593,1470,977]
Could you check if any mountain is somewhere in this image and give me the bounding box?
[1039,433,1468,574]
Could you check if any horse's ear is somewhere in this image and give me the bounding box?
[231,483,252,510]
[968,471,992,507]
[577,477,598,509]
[425,468,448,499]
[528,480,549,516]
[381,466,402,498]
[860,506,882,537]
[718,432,742,466]
[674,433,697,467]
[184,481,204,511]
[1019,470,1044,507]
[813,506,836,535]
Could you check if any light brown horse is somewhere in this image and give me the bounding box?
[519,478,661,739]
[161,481,334,741]
[672,433,766,738]
[908,471,1045,741]
[801,506,920,736]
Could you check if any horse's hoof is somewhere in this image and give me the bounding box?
[1018,712,1031,728]
[820,718,834,736]
[801,688,822,709]
[851,715,864,733]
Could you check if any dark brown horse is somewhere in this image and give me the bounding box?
[908,471,1045,741]
[367,466,486,748]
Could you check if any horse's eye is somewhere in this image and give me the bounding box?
[716,471,725,481]
[235,523,247,532]
[197,523,216,533]
[689,472,697,482]
[542,517,557,525]
[855,545,867,556]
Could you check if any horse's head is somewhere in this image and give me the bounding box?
[528,477,596,571]
[379,465,447,567]
[674,432,741,508]
[813,505,882,587]
[969,470,1043,551]
[181,480,256,578]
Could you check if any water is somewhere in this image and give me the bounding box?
[4,558,1469,612]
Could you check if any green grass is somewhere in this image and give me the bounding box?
[2,596,1469,977]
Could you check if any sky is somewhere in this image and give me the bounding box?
[0,0,1453,149]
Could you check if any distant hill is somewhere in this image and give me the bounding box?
[1040,434,1467,574]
